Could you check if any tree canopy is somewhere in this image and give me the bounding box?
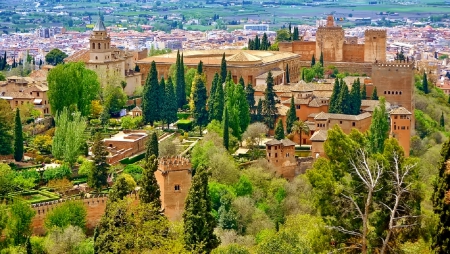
[45,48,68,66]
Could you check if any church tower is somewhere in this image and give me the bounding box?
[89,19,112,63]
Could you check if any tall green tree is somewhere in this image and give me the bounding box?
[175,51,183,108]
[337,81,350,114]
[142,61,160,126]
[238,76,245,88]
[191,67,208,136]
[208,73,220,122]
[311,54,316,67]
[368,97,389,154]
[285,64,290,84]
[183,166,220,253]
[146,132,159,161]
[197,60,203,74]
[371,86,379,100]
[262,71,278,129]
[45,48,68,66]
[47,62,100,116]
[349,79,362,115]
[274,119,285,140]
[441,111,445,128]
[236,83,251,137]
[223,107,229,150]
[256,98,263,122]
[103,84,127,114]
[361,83,367,99]
[433,140,450,253]
[319,51,324,67]
[246,83,256,115]
[0,100,14,155]
[139,155,161,206]
[220,53,227,83]
[292,27,299,40]
[88,132,109,192]
[261,33,269,50]
[328,78,341,113]
[423,72,429,94]
[162,77,178,129]
[212,74,224,122]
[14,108,23,162]
[286,96,296,134]
[7,201,35,246]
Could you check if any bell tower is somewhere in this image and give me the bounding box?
[89,19,112,63]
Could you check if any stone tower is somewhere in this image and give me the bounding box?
[316,15,344,62]
[89,19,112,63]
[265,139,297,180]
[390,107,412,156]
[155,156,192,221]
[364,29,387,62]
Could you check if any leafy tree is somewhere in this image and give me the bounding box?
[109,174,136,202]
[220,53,227,83]
[14,108,23,162]
[88,132,109,192]
[47,62,100,116]
[292,120,309,146]
[0,99,13,155]
[162,77,178,128]
[368,97,389,154]
[0,163,15,196]
[103,84,127,114]
[140,155,161,206]
[52,108,87,167]
[183,166,220,253]
[262,71,278,129]
[243,122,268,149]
[191,67,208,136]
[218,193,237,230]
[423,72,429,94]
[185,68,196,101]
[45,48,68,66]
[311,54,315,67]
[44,226,87,254]
[0,72,5,81]
[223,107,229,150]
[274,119,285,140]
[371,86,379,100]
[275,29,291,42]
[142,61,160,126]
[361,83,367,99]
[145,132,159,161]
[7,201,36,246]
[45,201,87,230]
[286,96,296,134]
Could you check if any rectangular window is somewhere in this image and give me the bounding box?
[174,185,180,191]
[296,105,300,109]
[352,122,356,127]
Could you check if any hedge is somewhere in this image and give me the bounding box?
[177,112,191,120]
[119,153,146,165]
[177,120,193,131]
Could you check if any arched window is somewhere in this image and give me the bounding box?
[98,43,101,49]
[95,56,98,60]
[92,43,95,49]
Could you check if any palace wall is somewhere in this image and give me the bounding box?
[342,44,365,63]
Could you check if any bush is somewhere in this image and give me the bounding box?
[36,155,44,164]
[177,112,191,120]
[177,119,193,131]
[45,201,87,230]
[123,164,144,182]
[43,164,72,181]
[44,157,51,164]
[119,153,146,165]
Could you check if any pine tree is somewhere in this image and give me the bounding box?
[191,69,208,136]
[140,155,161,206]
[423,72,429,94]
[223,107,229,150]
[220,53,227,83]
[212,75,224,122]
[142,61,159,126]
[361,83,367,99]
[337,82,350,114]
[175,52,186,109]
[311,54,316,67]
[319,51,324,67]
[286,96,296,134]
[328,78,341,113]
[441,112,445,128]
[262,71,278,129]
[183,166,220,253]
[14,108,23,162]
[371,86,379,100]
[432,140,450,254]
[162,77,178,129]
[274,119,285,140]
[349,79,361,115]
[145,132,159,161]
[88,132,110,192]
[246,84,256,115]
[285,64,290,84]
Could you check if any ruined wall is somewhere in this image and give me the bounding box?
[295,157,313,175]
[364,30,387,62]
[343,44,365,63]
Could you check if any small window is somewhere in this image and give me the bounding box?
[275,153,278,158]
[37,92,40,97]
[174,185,180,191]
[296,105,300,109]
[352,122,356,127]
[384,91,386,94]
[340,121,342,124]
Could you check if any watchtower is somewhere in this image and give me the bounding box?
[89,19,112,63]
[390,107,412,156]
[155,156,192,221]
[364,29,387,63]
[316,16,344,62]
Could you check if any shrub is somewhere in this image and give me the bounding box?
[177,119,193,131]
[123,164,144,182]
[43,164,72,181]
[45,201,87,230]
[36,155,44,164]
[177,112,191,120]
[89,119,101,126]
[44,157,51,164]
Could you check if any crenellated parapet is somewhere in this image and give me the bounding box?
[158,156,192,174]
[364,29,387,38]
[373,60,415,69]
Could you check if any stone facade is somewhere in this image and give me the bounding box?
[390,107,412,157]
[265,139,297,180]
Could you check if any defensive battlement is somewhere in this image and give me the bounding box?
[316,27,344,36]
[158,156,191,172]
[373,60,415,68]
[365,29,387,37]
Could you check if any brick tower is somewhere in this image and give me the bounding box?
[364,30,387,63]
[89,18,112,63]
[316,15,344,62]
[155,156,192,221]
[390,107,412,156]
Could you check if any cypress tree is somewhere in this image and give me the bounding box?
[368,97,389,154]
[223,107,229,150]
[256,98,263,122]
[441,112,445,128]
[274,119,285,140]
[212,75,224,121]
[301,68,305,81]
[183,166,220,253]
[262,71,278,129]
[192,69,208,136]
[140,155,161,206]
[319,51,324,67]
[175,51,182,108]
[162,77,178,129]
[371,86,379,100]
[88,132,110,192]
[180,53,186,107]
[1,52,6,70]
[288,22,292,39]
[349,79,361,115]
[245,84,256,115]
[248,39,254,50]
[337,82,350,114]
[311,54,316,67]
[238,76,245,88]
[328,78,341,113]
[448,95,450,105]
[220,53,227,83]
[423,72,429,94]
[236,83,250,135]
[26,237,32,254]
[361,83,367,99]
[197,60,203,74]
[145,132,159,161]
[432,140,450,253]
[261,33,269,50]
[208,73,220,122]
[158,77,166,123]
[285,64,290,84]
[286,96,296,134]
[142,61,159,126]
[14,108,23,162]
[255,35,260,50]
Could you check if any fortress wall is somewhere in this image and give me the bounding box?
[342,44,365,63]
[291,41,316,61]
[299,61,373,76]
